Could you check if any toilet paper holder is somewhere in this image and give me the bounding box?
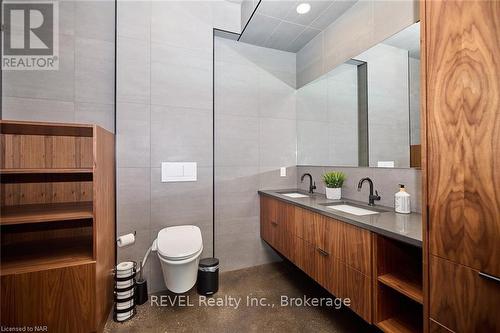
[116,231,136,242]
[116,231,137,247]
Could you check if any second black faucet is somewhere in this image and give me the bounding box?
[357,177,381,206]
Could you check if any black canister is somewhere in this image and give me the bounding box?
[197,258,219,296]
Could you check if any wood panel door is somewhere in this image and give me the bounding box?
[1,263,96,333]
[426,0,500,276]
[430,255,500,332]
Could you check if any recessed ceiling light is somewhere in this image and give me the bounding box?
[296,3,311,14]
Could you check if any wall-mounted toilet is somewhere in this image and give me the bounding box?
[156,225,203,293]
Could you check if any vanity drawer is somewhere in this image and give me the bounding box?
[293,236,316,277]
[328,218,372,275]
[295,208,372,275]
[331,258,372,323]
[430,255,500,332]
[295,207,338,251]
[260,196,295,253]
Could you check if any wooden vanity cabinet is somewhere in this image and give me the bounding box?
[260,196,372,322]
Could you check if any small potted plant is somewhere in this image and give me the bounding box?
[323,171,346,200]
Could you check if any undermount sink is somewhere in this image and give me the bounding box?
[279,192,309,198]
[325,204,379,216]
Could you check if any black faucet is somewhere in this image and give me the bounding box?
[357,177,381,206]
[301,173,316,194]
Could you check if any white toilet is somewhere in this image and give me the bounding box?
[155,225,203,293]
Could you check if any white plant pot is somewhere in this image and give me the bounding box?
[326,187,341,200]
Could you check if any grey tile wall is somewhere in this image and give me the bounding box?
[296,0,419,88]
[215,37,297,272]
[296,166,422,213]
[116,1,242,294]
[2,1,115,133]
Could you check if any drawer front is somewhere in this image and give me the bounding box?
[430,319,455,333]
[293,237,316,277]
[295,207,338,252]
[331,258,372,323]
[313,243,334,291]
[430,255,500,332]
[1,262,96,333]
[260,198,272,244]
[330,219,372,275]
[295,207,372,275]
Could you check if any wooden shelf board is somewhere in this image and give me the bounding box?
[376,314,422,333]
[1,236,94,276]
[1,202,93,226]
[0,120,94,137]
[1,168,93,174]
[378,273,423,304]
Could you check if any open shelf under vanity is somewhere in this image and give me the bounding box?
[373,234,423,333]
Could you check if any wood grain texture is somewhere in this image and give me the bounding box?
[0,201,93,225]
[420,0,430,331]
[1,134,93,169]
[0,120,93,137]
[373,234,423,331]
[293,236,316,278]
[332,256,372,323]
[1,180,93,206]
[93,126,115,332]
[375,284,423,333]
[429,255,500,332]
[331,218,372,275]
[259,196,372,323]
[1,226,93,276]
[410,145,421,168]
[0,122,115,332]
[378,273,423,304]
[426,0,500,276]
[429,319,454,333]
[1,263,96,333]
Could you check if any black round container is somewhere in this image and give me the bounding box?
[197,258,219,296]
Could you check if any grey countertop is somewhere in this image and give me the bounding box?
[258,189,422,247]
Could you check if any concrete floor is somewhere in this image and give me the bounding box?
[105,261,378,333]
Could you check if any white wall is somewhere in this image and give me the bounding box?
[297,0,418,87]
[215,37,297,271]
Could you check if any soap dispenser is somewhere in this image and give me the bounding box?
[395,184,411,214]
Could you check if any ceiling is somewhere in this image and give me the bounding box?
[239,0,358,53]
[382,22,420,59]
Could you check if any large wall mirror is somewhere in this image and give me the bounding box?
[297,22,420,168]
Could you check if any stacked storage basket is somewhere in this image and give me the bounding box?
[114,261,136,322]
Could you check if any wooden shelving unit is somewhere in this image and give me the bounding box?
[0,202,94,225]
[0,168,93,174]
[377,312,422,333]
[373,235,423,333]
[0,120,115,333]
[378,273,423,304]
[1,235,94,276]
